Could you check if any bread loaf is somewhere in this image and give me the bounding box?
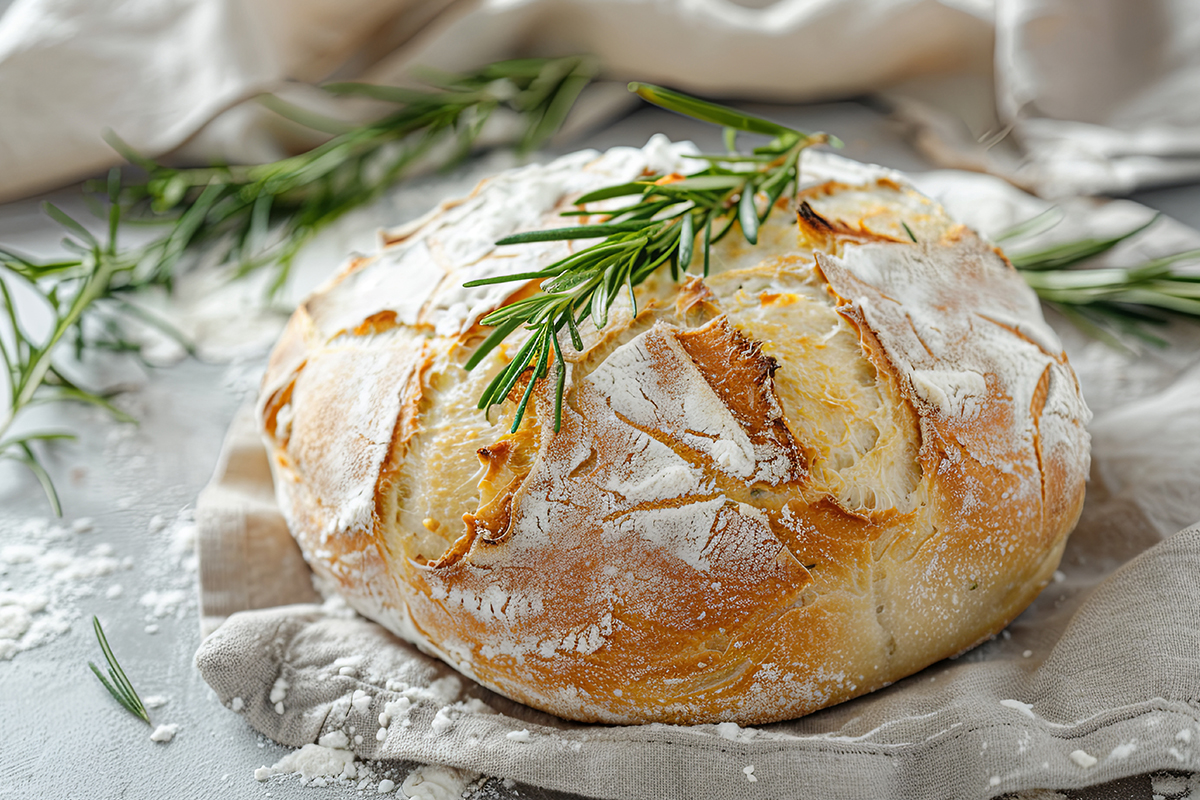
[257,137,1090,724]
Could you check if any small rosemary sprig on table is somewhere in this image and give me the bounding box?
[463,83,838,433]
[88,616,151,724]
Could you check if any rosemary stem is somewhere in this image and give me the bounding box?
[1,253,117,443]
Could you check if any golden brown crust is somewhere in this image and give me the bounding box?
[257,145,1090,724]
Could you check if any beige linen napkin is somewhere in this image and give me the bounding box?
[196,404,321,636]
[193,171,1200,797]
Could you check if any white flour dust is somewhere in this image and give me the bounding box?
[252,733,482,796]
[0,507,198,661]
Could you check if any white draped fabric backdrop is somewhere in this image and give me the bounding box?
[1,0,1199,203]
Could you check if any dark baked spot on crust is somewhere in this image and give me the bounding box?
[796,199,907,247]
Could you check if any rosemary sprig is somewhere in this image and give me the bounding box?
[2,57,596,513]
[1,173,147,514]
[88,616,151,724]
[111,56,598,295]
[463,83,836,433]
[1007,216,1200,349]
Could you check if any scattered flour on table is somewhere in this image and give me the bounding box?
[139,589,188,620]
[0,517,126,659]
[254,742,361,785]
[1150,772,1189,797]
[0,506,199,661]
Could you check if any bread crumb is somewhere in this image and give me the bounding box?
[743,765,757,782]
[150,723,179,743]
[506,729,532,743]
[1069,749,1097,768]
[431,706,456,735]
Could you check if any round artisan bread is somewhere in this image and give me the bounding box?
[257,137,1091,724]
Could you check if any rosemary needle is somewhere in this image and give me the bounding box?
[1007,215,1200,349]
[88,616,151,725]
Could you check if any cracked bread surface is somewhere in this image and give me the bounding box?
[257,138,1091,724]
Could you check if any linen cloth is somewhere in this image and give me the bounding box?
[2,0,1199,202]
[193,162,1200,799]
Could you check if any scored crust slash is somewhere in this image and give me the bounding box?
[256,138,1090,725]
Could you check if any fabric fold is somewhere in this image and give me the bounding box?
[6,0,1198,202]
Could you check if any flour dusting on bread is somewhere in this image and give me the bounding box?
[258,137,1090,724]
